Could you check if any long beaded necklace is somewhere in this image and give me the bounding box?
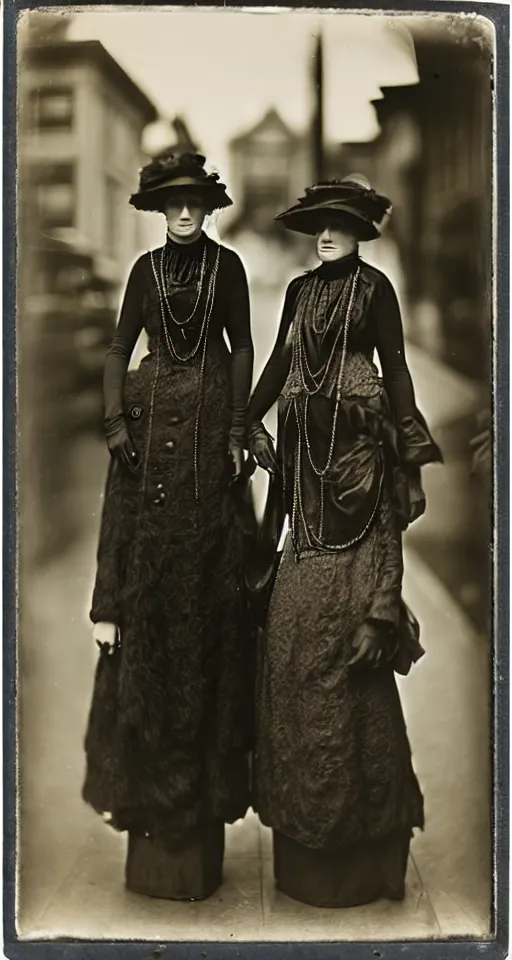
[311,280,332,336]
[158,242,208,329]
[294,276,355,398]
[292,406,384,555]
[289,266,367,552]
[148,241,221,502]
[295,267,361,477]
[149,244,220,364]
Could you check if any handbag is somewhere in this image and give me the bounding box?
[82,639,122,815]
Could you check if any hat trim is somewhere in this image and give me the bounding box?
[138,175,217,194]
[275,203,380,240]
[276,199,374,224]
[129,182,232,212]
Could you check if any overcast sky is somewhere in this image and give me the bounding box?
[69,9,421,178]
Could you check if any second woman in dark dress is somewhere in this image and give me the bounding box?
[248,176,443,908]
[82,153,254,900]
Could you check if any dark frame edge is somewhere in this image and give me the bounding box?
[3,1,510,958]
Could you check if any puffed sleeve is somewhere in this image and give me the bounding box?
[223,250,254,447]
[372,274,443,467]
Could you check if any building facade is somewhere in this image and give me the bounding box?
[19,31,158,564]
[226,108,312,239]
[341,19,493,385]
[337,20,493,636]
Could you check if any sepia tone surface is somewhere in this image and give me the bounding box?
[16,7,493,941]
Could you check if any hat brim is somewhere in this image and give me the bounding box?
[275,201,380,241]
[129,181,233,213]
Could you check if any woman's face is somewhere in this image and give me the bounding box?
[316,223,358,262]
[164,191,207,243]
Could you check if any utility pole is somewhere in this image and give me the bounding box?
[312,30,324,182]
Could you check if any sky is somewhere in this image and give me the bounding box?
[69,9,420,179]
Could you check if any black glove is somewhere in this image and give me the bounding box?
[347,621,384,669]
[229,439,244,481]
[104,414,140,475]
[407,471,426,524]
[248,422,278,474]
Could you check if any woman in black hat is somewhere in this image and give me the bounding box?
[247,176,443,907]
[82,153,254,900]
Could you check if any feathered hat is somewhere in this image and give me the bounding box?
[129,152,232,213]
[275,174,392,241]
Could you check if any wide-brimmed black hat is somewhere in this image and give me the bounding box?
[129,152,233,213]
[275,175,391,241]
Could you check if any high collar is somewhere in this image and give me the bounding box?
[165,230,207,257]
[314,249,360,280]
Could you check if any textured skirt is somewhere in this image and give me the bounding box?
[83,346,251,852]
[254,490,424,856]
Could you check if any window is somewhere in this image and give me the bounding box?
[30,87,74,130]
[34,163,75,229]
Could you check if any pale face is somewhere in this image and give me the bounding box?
[164,191,207,243]
[316,224,358,262]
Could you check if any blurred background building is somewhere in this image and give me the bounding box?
[337,17,493,635]
[18,14,158,564]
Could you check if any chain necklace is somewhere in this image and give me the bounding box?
[147,244,221,502]
[311,280,331,335]
[293,406,384,554]
[302,268,360,478]
[293,274,355,397]
[287,266,383,555]
[158,243,208,328]
[150,244,220,364]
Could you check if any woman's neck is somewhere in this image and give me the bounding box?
[316,248,359,279]
[166,230,206,253]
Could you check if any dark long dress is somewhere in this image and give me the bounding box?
[82,233,254,895]
[248,250,442,907]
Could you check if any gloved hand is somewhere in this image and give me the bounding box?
[248,422,278,474]
[407,472,426,524]
[93,621,119,656]
[229,440,244,481]
[104,414,140,475]
[347,620,383,668]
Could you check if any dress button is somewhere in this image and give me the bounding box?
[166,440,175,451]
[169,415,180,425]
[157,483,163,490]
[130,405,143,420]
